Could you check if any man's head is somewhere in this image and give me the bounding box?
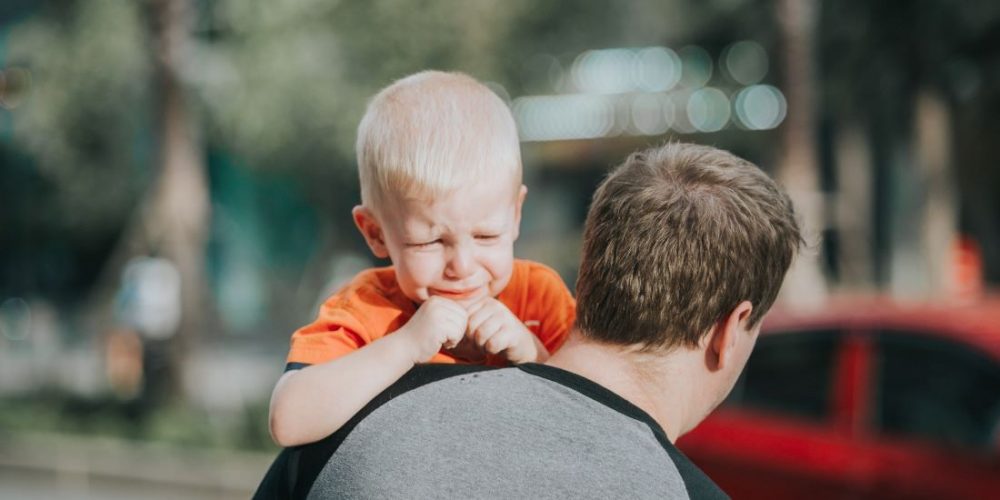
[575,143,801,417]
[352,71,526,305]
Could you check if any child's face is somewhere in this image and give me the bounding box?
[354,181,527,306]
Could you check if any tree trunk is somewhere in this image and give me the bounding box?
[913,90,957,297]
[144,0,210,402]
[83,0,210,405]
[775,0,828,305]
[834,124,874,290]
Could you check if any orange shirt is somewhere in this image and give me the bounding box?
[287,259,575,367]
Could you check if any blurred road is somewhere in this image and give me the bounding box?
[0,432,273,500]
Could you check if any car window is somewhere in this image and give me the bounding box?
[725,330,839,422]
[874,331,1000,451]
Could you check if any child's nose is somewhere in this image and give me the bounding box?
[444,243,475,279]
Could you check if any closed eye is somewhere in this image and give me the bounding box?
[406,239,441,248]
[475,234,501,241]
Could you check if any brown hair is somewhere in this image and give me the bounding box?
[575,142,802,350]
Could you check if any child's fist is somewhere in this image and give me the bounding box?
[466,298,547,364]
[399,296,468,363]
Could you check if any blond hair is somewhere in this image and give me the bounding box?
[576,143,802,351]
[356,71,521,211]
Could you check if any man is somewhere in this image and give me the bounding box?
[255,142,802,499]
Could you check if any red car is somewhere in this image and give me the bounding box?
[677,296,1000,500]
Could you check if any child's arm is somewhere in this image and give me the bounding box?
[466,298,550,364]
[268,297,468,447]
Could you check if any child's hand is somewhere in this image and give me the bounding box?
[398,296,468,364]
[466,298,548,364]
[443,335,488,363]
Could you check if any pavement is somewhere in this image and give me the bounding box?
[0,431,275,499]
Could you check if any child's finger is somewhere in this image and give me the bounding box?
[462,297,489,315]
[446,321,466,343]
[441,298,470,319]
[484,328,514,354]
[473,318,503,347]
[466,306,493,336]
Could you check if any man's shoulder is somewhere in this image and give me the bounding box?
[254,363,494,499]
[337,363,495,427]
[258,363,729,499]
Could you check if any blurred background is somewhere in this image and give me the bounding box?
[1,0,998,498]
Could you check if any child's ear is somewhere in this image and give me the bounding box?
[352,206,390,259]
[512,185,528,240]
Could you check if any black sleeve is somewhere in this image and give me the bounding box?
[516,363,729,500]
[253,445,299,500]
[284,362,310,372]
[253,363,494,499]
[661,441,731,500]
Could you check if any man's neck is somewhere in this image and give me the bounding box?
[546,334,701,442]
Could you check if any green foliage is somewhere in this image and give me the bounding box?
[0,392,277,451]
[193,0,544,175]
[5,0,152,236]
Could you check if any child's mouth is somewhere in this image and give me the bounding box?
[430,287,481,300]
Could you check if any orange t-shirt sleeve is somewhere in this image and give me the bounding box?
[286,299,370,366]
[522,261,576,354]
[285,268,412,367]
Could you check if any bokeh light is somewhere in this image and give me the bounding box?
[669,90,697,134]
[607,96,632,137]
[733,84,787,130]
[485,81,512,106]
[687,87,731,132]
[570,46,683,95]
[635,47,682,92]
[571,49,638,94]
[722,40,768,85]
[514,43,784,139]
[630,93,674,135]
[678,46,712,88]
[522,54,566,93]
[513,94,616,141]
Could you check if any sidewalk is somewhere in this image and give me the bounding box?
[0,431,274,499]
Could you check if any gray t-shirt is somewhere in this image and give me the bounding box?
[255,363,728,499]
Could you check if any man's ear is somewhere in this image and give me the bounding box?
[352,205,390,259]
[512,184,528,241]
[707,300,755,371]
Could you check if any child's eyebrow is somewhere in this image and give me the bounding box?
[408,218,461,238]
[402,227,438,240]
[475,215,511,230]
[473,223,505,233]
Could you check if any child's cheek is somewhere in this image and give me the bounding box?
[485,247,516,291]
[491,244,515,271]
[400,252,442,287]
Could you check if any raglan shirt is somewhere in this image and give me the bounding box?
[254,363,730,500]
[286,260,575,368]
